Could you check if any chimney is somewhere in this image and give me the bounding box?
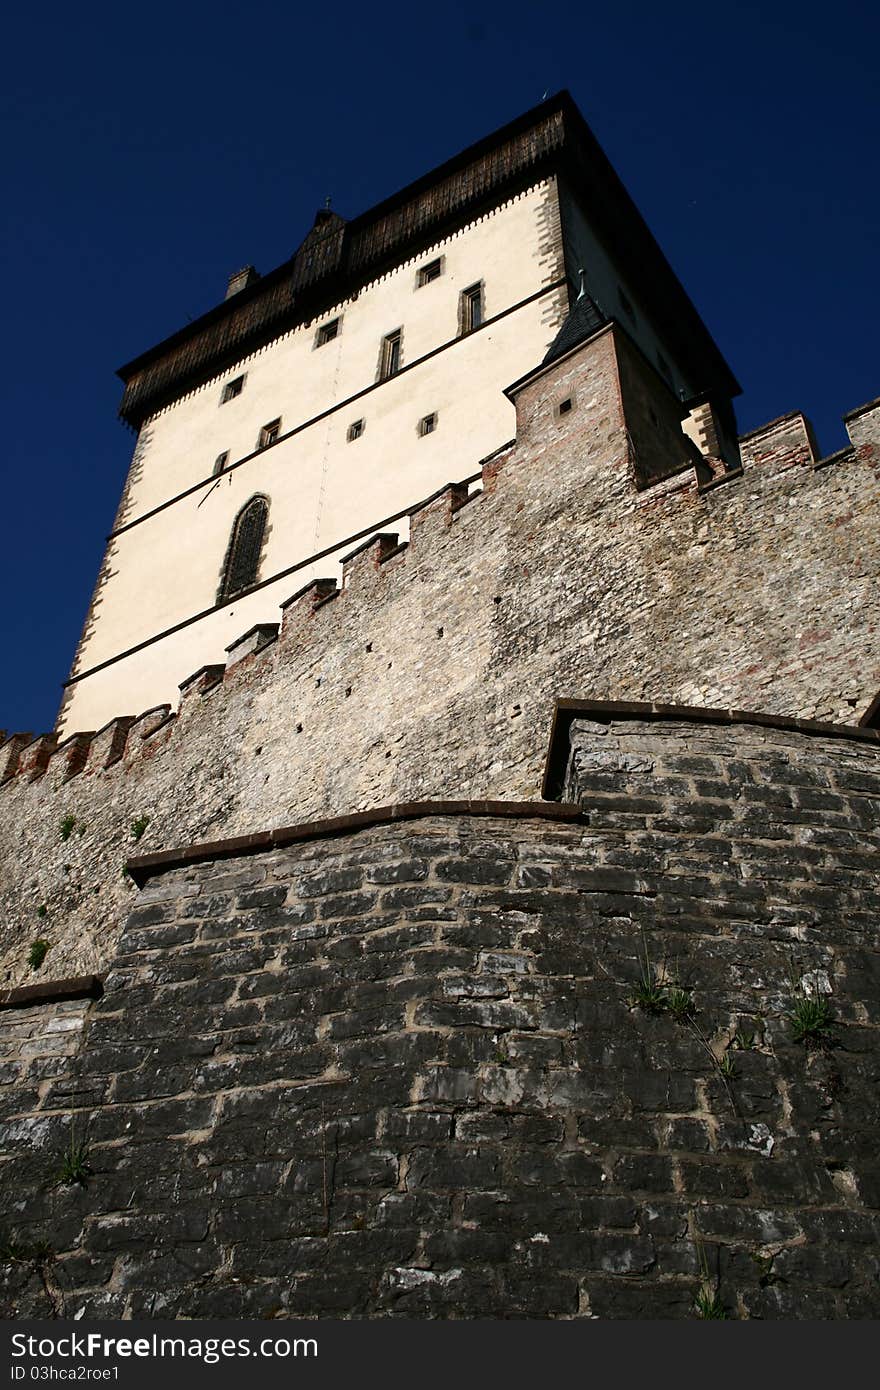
[225,265,260,300]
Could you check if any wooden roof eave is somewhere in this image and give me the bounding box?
[116,90,740,427]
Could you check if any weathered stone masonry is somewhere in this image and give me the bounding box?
[1,326,878,987]
[1,714,879,1319]
[1,315,878,1320]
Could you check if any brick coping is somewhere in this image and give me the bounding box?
[0,974,105,1011]
[541,698,880,799]
[127,800,585,887]
[842,394,880,424]
[738,409,808,442]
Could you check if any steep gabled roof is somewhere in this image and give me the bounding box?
[542,291,608,367]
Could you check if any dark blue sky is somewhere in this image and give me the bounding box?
[2,1,878,735]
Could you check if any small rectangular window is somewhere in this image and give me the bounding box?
[347,419,365,441]
[316,318,340,346]
[221,375,245,404]
[213,451,229,475]
[418,413,437,436]
[380,330,402,380]
[257,418,281,450]
[417,258,442,287]
[460,284,483,334]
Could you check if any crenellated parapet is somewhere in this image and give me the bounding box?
[1,324,878,988]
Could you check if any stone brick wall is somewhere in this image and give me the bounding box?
[0,997,94,1085]
[1,325,878,987]
[739,411,820,472]
[1,714,878,1319]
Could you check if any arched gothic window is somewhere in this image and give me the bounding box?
[219,495,269,602]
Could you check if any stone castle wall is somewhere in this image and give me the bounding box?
[1,713,878,1319]
[1,326,878,991]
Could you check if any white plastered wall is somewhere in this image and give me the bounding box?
[61,180,568,736]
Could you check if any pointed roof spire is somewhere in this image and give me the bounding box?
[541,285,608,366]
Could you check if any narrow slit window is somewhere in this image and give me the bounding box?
[418,413,437,436]
[417,258,442,287]
[257,418,281,450]
[219,496,268,602]
[213,451,230,475]
[380,330,402,379]
[316,318,340,346]
[220,375,245,404]
[461,283,483,334]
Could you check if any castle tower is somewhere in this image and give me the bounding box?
[2,93,879,1321]
[58,92,741,737]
